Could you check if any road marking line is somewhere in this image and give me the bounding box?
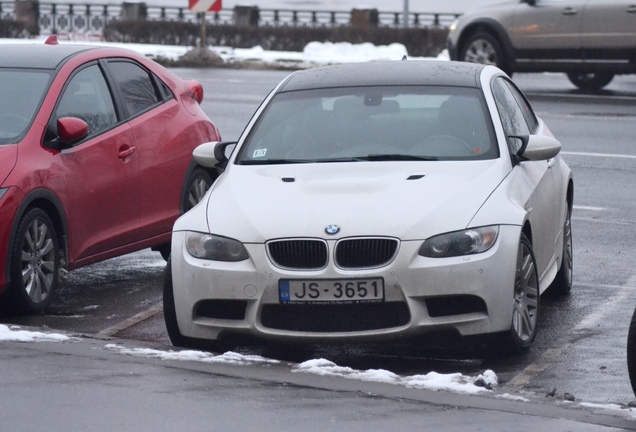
[96,302,163,337]
[562,151,636,160]
[573,216,636,226]
[502,276,636,391]
[573,205,606,211]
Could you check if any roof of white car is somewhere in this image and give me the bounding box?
[278,60,486,92]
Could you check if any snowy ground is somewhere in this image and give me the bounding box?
[2,323,636,420]
[0,37,446,67]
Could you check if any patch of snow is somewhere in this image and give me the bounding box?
[0,324,70,342]
[294,358,497,395]
[104,344,280,365]
[496,393,531,402]
[0,38,443,66]
[302,41,408,63]
[578,402,636,419]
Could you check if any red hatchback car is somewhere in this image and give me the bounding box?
[0,39,220,314]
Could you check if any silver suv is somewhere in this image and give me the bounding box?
[447,0,636,90]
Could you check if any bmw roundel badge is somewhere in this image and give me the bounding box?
[325,225,340,235]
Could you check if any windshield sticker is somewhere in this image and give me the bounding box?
[253,149,267,158]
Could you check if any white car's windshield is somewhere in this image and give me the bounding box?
[237,86,498,165]
[0,69,52,144]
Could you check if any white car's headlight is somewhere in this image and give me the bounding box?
[419,226,499,258]
[186,231,249,262]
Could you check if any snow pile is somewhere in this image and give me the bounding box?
[578,402,636,419]
[302,41,408,63]
[0,38,445,66]
[0,324,70,342]
[104,344,280,365]
[104,344,497,395]
[293,358,498,395]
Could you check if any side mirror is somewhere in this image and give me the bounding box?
[58,117,89,143]
[514,135,561,161]
[193,141,237,168]
[523,0,537,6]
[45,117,89,150]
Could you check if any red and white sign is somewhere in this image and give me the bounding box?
[189,0,222,12]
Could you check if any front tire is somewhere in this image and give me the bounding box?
[460,32,511,75]
[550,204,573,295]
[628,307,636,397]
[566,72,614,91]
[503,233,540,351]
[6,208,60,314]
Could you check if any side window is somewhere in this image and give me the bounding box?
[504,80,539,133]
[107,60,162,118]
[55,64,117,139]
[491,77,531,154]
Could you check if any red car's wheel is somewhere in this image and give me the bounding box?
[7,208,60,314]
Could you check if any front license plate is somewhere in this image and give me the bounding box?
[279,278,384,304]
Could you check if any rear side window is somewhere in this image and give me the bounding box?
[107,60,162,118]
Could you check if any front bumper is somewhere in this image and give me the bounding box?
[170,225,521,344]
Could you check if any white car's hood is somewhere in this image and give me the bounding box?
[201,160,509,242]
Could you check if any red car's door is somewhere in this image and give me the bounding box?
[104,59,196,239]
[52,63,142,263]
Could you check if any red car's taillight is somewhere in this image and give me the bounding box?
[186,80,204,105]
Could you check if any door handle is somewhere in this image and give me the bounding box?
[562,7,578,16]
[118,145,136,160]
[627,5,636,14]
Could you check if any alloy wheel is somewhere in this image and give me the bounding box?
[20,217,56,304]
[463,39,498,66]
[512,239,539,342]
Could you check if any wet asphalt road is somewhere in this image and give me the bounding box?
[2,69,636,407]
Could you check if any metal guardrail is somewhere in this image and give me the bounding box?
[0,1,459,36]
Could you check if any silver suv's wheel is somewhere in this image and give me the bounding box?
[460,32,510,75]
[566,72,614,91]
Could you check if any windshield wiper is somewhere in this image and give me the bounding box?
[355,154,438,161]
[238,154,437,165]
[239,158,315,165]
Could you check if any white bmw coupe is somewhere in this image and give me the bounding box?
[164,60,573,353]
